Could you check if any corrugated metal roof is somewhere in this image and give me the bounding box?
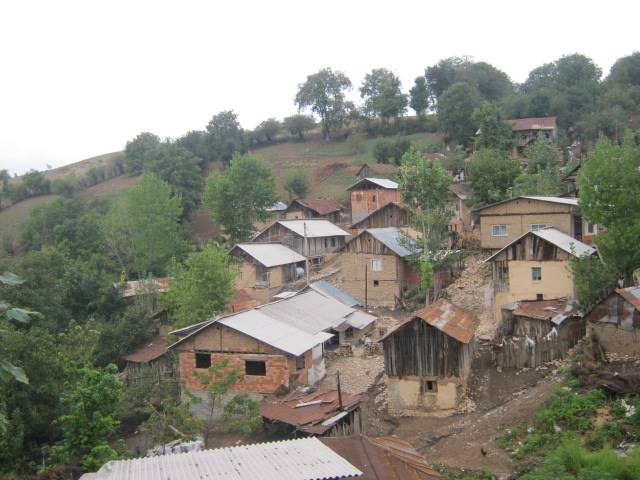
[450,183,470,200]
[258,291,355,335]
[92,437,362,480]
[289,198,344,215]
[380,299,477,344]
[512,298,574,321]
[485,227,596,263]
[320,436,442,480]
[343,311,377,330]
[511,116,557,131]
[307,280,360,307]
[366,227,415,257]
[218,309,333,357]
[267,201,288,212]
[615,286,640,311]
[346,177,399,191]
[232,243,306,267]
[260,389,367,435]
[278,219,350,238]
[521,195,579,206]
[116,277,169,298]
[124,335,167,363]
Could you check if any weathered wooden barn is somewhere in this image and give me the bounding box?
[380,299,477,414]
[355,163,398,180]
[494,298,585,369]
[350,202,410,230]
[347,177,401,224]
[284,198,345,224]
[585,286,640,356]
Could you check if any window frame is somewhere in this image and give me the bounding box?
[491,224,508,237]
[245,360,267,376]
[371,258,383,272]
[530,223,549,232]
[195,352,211,369]
[531,266,542,281]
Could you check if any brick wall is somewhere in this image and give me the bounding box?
[336,252,401,307]
[350,188,401,222]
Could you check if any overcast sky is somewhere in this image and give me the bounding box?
[1,0,637,175]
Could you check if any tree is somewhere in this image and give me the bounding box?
[284,170,309,200]
[524,135,564,173]
[359,68,408,122]
[0,169,9,209]
[103,173,188,276]
[176,130,209,166]
[425,57,466,101]
[124,132,160,174]
[255,118,281,143]
[20,170,50,197]
[373,138,412,165]
[607,52,640,87]
[570,255,619,312]
[512,167,565,197]
[409,76,429,116]
[577,134,640,285]
[205,110,246,165]
[283,114,315,140]
[295,68,352,140]
[468,149,521,205]
[51,174,81,198]
[165,244,236,329]
[473,102,513,151]
[191,359,260,448]
[437,82,482,147]
[203,154,278,243]
[144,143,205,219]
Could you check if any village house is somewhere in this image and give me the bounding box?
[563,162,581,198]
[261,388,368,437]
[229,242,307,304]
[122,335,176,389]
[486,227,596,319]
[585,286,640,357]
[254,200,288,230]
[448,183,473,240]
[347,177,401,224]
[252,219,350,267]
[473,195,598,250]
[494,298,585,369]
[380,299,477,414]
[283,197,345,223]
[355,162,398,180]
[511,116,558,158]
[336,227,418,308]
[81,435,442,480]
[350,201,411,230]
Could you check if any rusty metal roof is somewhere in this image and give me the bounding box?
[124,335,167,363]
[320,435,442,480]
[117,277,170,298]
[380,299,477,344]
[615,286,640,311]
[289,198,345,215]
[511,116,557,131]
[512,298,573,321]
[260,388,367,435]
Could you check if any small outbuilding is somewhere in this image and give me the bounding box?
[284,198,345,224]
[350,201,411,230]
[380,299,477,414]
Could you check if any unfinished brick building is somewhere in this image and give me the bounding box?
[346,177,401,224]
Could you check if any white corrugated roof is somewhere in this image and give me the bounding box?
[258,291,355,335]
[521,196,579,206]
[347,177,399,190]
[278,220,350,238]
[343,310,377,330]
[365,227,415,257]
[219,309,332,357]
[233,243,306,267]
[93,437,362,480]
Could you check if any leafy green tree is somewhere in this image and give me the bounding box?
[124,132,160,174]
[438,82,482,147]
[607,52,640,86]
[0,169,10,209]
[409,76,429,116]
[295,68,352,140]
[345,132,367,155]
[570,255,619,311]
[473,102,513,151]
[373,137,411,165]
[284,170,310,200]
[103,173,188,276]
[425,56,466,100]
[255,118,281,143]
[19,170,50,198]
[283,114,315,140]
[468,148,521,205]
[51,174,81,198]
[176,130,209,167]
[360,68,407,122]
[205,110,246,165]
[165,244,236,329]
[144,143,205,219]
[512,167,564,197]
[204,154,277,243]
[577,135,640,285]
[524,135,564,172]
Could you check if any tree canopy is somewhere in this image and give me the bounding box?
[206,110,246,165]
[359,68,408,121]
[438,82,482,147]
[468,148,521,205]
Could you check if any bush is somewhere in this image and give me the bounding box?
[346,132,368,154]
[373,137,412,165]
[535,388,605,433]
[51,175,80,197]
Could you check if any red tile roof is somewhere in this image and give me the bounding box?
[124,335,167,363]
[321,435,442,480]
[381,299,477,344]
[289,198,344,215]
[511,116,557,132]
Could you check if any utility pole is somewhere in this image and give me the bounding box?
[336,371,343,410]
[364,263,368,310]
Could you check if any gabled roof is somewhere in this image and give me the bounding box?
[364,227,415,258]
[615,286,640,311]
[380,299,477,344]
[287,198,344,215]
[276,219,350,238]
[350,202,409,229]
[356,163,398,176]
[231,243,306,267]
[510,116,557,131]
[450,183,471,200]
[89,437,362,480]
[484,227,596,262]
[473,195,578,212]
[116,277,169,298]
[266,200,288,212]
[510,298,578,325]
[306,280,360,307]
[346,177,399,191]
[124,335,167,363]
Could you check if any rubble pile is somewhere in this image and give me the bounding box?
[321,345,385,395]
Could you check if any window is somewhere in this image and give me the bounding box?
[195,352,211,369]
[530,223,549,231]
[355,192,363,201]
[238,271,243,280]
[423,379,437,393]
[371,259,383,271]
[536,294,544,301]
[345,327,354,339]
[532,267,542,281]
[491,224,507,237]
[586,222,598,235]
[296,355,305,370]
[330,237,336,247]
[245,360,266,376]
[373,280,379,287]
[372,195,377,202]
